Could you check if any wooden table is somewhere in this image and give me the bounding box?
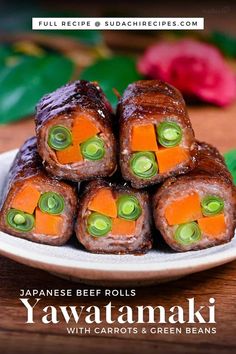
[0,104,236,354]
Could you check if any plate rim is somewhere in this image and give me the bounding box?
[0,243,235,280]
[1,228,236,272]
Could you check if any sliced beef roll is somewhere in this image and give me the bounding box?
[118,80,198,188]
[0,137,77,245]
[153,142,236,251]
[36,80,117,182]
[75,180,152,254]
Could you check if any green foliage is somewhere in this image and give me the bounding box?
[210,31,236,58]
[224,150,236,185]
[0,48,74,124]
[80,55,143,107]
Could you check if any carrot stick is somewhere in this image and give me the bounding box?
[111,218,136,235]
[156,146,189,173]
[56,145,83,164]
[131,124,158,151]
[72,115,99,144]
[165,192,202,226]
[12,184,41,214]
[198,214,226,237]
[88,188,117,218]
[35,208,63,236]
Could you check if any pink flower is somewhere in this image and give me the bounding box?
[138,40,236,106]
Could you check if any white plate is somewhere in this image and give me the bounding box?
[0,149,235,286]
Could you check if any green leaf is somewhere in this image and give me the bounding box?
[0,52,74,124]
[80,55,143,107]
[224,150,236,185]
[0,46,12,59]
[210,31,236,58]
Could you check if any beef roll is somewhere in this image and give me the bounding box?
[35,80,117,181]
[75,180,152,254]
[153,142,236,251]
[0,137,77,245]
[118,80,198,188]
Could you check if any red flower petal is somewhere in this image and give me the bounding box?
[138,40,236,107]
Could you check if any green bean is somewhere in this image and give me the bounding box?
[130,152,158,178]
[157,121,182,147]
[87,212,112,237]
[7,209,35,232]
[174,222,201,245]
[201,195,224,216]
[48,125,72,151]
[117,195,141,221]
[81,136,105,161]
[39,192,65,215]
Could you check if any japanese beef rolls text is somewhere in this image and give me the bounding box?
[0,137,77,245]
[153,142,236,251]
[75,180,152,254]
[36,80,117,181]
[118,80,198,188]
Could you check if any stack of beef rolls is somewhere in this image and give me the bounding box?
[0,80,235,254]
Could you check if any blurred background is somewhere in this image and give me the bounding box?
[0,0,235,182]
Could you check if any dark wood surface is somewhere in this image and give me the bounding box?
[0,103,236,353]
